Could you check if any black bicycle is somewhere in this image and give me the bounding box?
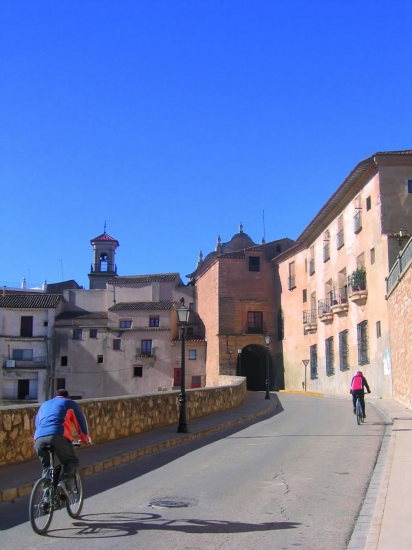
[29,442,84,534]
[355,396,364,425]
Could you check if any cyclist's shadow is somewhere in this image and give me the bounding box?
[46,511,300,539]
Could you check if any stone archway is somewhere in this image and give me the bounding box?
[237,344,271,391]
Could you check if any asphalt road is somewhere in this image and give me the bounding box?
[0,393,386,550]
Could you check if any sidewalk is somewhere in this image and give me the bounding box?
[0,391,276,503]
[348,398,412,550]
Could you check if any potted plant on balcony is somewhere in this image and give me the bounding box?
[350,266,367,291]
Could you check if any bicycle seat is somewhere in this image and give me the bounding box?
[40,444,55,452]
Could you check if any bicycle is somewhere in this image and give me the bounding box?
[355,395,365,425]
[29,442,84,535]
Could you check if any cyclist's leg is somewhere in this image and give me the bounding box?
[352,391,357,413]
[360,392,366,417]
[51,435,80,479]
[34,436,53,478]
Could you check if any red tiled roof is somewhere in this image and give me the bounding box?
[109,301,175,311]
[171,336,206,343]
[90,232,119,246]
[0,294,62,309]
[108,273,179,284]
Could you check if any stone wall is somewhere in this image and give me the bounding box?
[388,254,412,409]
[0,377,246,467]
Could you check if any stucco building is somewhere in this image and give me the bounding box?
[275,150,412,399]
[0,292,63,403]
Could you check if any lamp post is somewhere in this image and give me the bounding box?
[176,297,190,433]
[302,359,309,391]
[264,334,271,400]
[237,347,242,376]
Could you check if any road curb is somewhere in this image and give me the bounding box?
[279,390,323,397]
[0,397,277,503]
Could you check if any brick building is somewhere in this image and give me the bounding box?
[187,225,293,390]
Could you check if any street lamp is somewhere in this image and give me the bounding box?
[237,347,242,375]
[176,297,190,433]
[264,334,271,400]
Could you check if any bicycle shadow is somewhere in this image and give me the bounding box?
[43,511,301,539]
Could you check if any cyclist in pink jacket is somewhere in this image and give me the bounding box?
[350,371,371,417]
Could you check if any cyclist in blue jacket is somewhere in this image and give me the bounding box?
[34,389,91,479]
[350,371,371,417]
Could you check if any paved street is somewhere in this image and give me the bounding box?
[0,394,386,549]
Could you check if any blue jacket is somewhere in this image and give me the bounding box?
[34,396,90,442]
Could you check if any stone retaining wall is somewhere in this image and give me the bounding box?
[0,377,246,467]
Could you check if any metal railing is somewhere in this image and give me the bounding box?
[387,236,412,295]
[303,309,316,324]
[318,300,332,316]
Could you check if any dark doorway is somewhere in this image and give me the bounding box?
[18,379,30,400]
[20,316,33,337]
[237,344,272,391]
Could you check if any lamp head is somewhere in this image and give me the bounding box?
[264,334,271,346]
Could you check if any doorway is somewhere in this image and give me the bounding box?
[18,379,30,400]
[237,344,272,391]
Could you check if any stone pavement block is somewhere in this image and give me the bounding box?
[2,487,18,501]
[103,459,113,469]
[18,484,32,497]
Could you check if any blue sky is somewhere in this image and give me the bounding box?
[1,0,411,289]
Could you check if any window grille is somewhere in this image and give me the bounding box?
[339,330,349,371]
[325,337,334,376]
[310,344,318,379]
[357,321,369,365]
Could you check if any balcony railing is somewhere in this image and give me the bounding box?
[354,211,362,233]
[331,287,348,305]
[318,300,332,316]
[336,229,344,249]
[288,275,296,290]
[303,309,316,325]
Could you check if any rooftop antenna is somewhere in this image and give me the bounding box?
[262,209,266,242]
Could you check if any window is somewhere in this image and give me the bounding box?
[337,215,344,249]
[408,180,412,193]
[141,339,152,356]
[89,329,98,338]
[376,321,381,338]
[309,246,315,275]
[357,321,369,365]
[113,339,121,350]
[149,316,159,327]
[354,211,362,233]
[247,311,263,334]
[13,349,33,360]
[310,345,318,379]
[189,350,197,360]
[249,256,260,272]
[56,378,66,390]
[97,355,104,363]
[323,231,330,262]
[305,258,307,273]
[191,376,201,388]
[187,327,194,335]
[288,262,296,290]
[119,320,132,329]
[303,289,307,303]
[339,330,349,371]
[133,366,143,377]
[20,316,33,337]
[277,308,284,341]
[325,337,334,376]
[60,356,68,367]
[189,303,194,311]
[370,248,375,265]
[366,196,371,211]
[43,321,48,327]
[73,329,82,340]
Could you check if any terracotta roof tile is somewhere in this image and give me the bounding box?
[90,232,119,246]
[108,273,178,284]
[171,336,206,343]
[109,301,175,311]
[0,294,62,309]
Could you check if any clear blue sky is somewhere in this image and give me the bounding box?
[1,1,411,289]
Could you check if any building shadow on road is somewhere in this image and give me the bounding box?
[41,511,300,539]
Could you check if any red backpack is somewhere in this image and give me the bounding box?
[351,374,363,391]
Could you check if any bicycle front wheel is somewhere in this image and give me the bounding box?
[356,400,362,425]
[29,478,54,534]
[66,470,84,518]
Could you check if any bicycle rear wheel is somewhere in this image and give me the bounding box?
[356,400,362,425]
[66,470,84,518]
[29,478,54,534]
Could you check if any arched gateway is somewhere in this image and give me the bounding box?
[237,344,273,392]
